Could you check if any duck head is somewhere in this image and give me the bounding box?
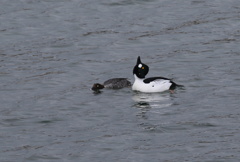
[91,83,104,91]
[133,56,149,79]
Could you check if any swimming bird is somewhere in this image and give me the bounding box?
[92,78,131,92]
[132,56,182,93]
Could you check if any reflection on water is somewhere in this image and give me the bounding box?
[132,91,171,103]
[132,92,173,118]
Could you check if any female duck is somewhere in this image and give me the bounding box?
[132,56,182,93]
[92,78,131,92]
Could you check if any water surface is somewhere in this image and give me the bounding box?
[0,0,240,161]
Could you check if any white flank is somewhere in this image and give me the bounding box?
[132,75,171,93]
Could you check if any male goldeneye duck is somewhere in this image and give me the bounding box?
[132,56,182,93]
[92,78,131,92]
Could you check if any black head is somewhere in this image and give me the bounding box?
[133,56,149,79]
[91,83,104,91]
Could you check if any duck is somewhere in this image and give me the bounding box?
[132,56,182,93]
[92,78,131,92]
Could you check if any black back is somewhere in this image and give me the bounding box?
[143,77,171,83]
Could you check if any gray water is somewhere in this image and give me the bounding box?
[0,0,240,161]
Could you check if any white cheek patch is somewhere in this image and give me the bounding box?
[138,64,142,68]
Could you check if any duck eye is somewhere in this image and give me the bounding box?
[142,67,144,69]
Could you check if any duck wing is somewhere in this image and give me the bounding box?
[143,77,180,90]
[143,77,172,83]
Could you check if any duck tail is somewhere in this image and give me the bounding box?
[170,81,184,90]
[176,84,184,88]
